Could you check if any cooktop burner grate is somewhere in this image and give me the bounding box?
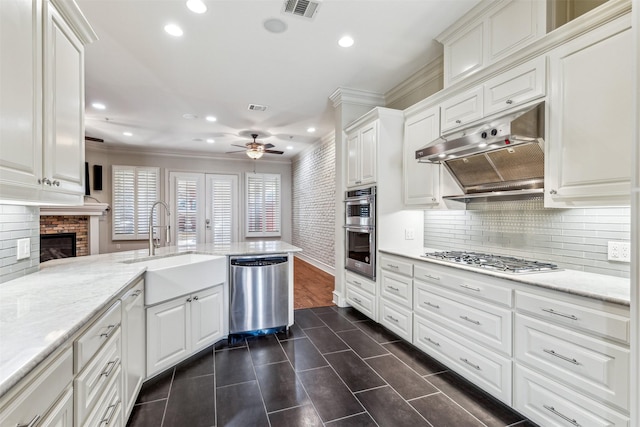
[421,251,559,274]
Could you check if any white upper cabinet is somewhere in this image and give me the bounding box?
[438,0,547,87]
[0,0,96,205]
[346,121,377,188]
[403,106,441,206]
[440,86,484,133]
[483,56,546,116]
[545,14,632,207]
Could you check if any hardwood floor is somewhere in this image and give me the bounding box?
[294,257,335,309]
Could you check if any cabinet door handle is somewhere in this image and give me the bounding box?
[100,360,118,377]
[186,297,192,302]
[459,315,481,325]
[52,180,60,187]
[424,301,440,309]
[425,337,440,347]
[459,284,480,292]
[100,324,117,338]
[386,264,399,270]
[549,189,558,195]
[543,349,580,365]
[16,415,41,427]
[543,405,581,427]
[353,280,362,286]
[352,297,362,304]
[355,180,362,184]
[39,177,52,186]
[455,119,462,124]
[424,274,440,281]
[193,296,199,301]
[459,357,481,370]
[101,401,121,426]
[386,285,400,292]
[386,315,399,323]
[542,308,578,320]
[506,99,513,104]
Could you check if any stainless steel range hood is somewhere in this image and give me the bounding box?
[416,102,545,202]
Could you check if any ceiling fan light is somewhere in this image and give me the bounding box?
[246,149,264,160]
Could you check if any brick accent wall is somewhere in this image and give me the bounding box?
[424,200,631,277]
[40,216,90,257]
[292,134,336,271]
[0,204,40,283]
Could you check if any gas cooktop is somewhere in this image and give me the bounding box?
[421,251,559,274]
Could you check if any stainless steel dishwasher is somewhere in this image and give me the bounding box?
[229,254,289,340]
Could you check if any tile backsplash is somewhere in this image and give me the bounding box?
[424,200,631,277]
[0,204,40,284]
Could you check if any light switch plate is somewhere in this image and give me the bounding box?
[404,229,415,240]
[16,238,31,260]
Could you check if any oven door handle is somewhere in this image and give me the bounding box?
[343,225,374,232]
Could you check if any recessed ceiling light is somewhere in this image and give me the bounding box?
[186,0,207,14]
[205,116,217,122]
[206,139,215,144]
[338,35,354,48]
[287,146,294,150]
[92,102,106,110]
[307,127,316,133]
[123,131,133,136]
[164,23,183,37]
[263,18,287,34]
[182,113,197,119]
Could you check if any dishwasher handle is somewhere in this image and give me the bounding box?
[230,255,288,267]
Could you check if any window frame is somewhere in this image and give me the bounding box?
[111,165,160,241]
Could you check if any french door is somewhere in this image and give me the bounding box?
[169,172,239,246]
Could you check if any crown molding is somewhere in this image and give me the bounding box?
[50,0,98,44]
[384,55,444,107]
[329,87,385,108]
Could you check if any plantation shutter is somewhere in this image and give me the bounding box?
[209,176,235,244]
[175,177,199,245]
[112,166,159,240]
[246,173,281,237]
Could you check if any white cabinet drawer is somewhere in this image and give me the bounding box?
[515,314,629,411]
[440,86,484,133]
[483,56,546,116]
[345,271,376,295]
[414,262,512,307]
[380,270,412,308]
[346,285,376,320]
[379,254,413,277]
[379,299,412,341]
[0,348,73,427]
[75,300,122,372]
[75,327,122,426]
[516,291,629,343]
[82,363,123,427]
[414,316,511,404]
[514,365,629,427]
[414,282,512,355]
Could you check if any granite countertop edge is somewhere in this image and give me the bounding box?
[0,241,301,397]
[379,248,630,307]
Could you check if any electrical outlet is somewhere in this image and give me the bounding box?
[16,238,31,260]
[608,241,631,262]
[404,228,415,240]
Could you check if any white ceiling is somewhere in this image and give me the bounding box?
[78,0,480,159]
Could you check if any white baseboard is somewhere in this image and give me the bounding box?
[294,253,335,276]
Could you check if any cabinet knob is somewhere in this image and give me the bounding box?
[549,189,558,195]
[39,177,52,186]
[52,180,60,187]
[506,99,513,104]
[455,119,462,124]
[193,296,199,301]
[186,297,192,302]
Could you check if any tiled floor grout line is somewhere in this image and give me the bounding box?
[214,378,258,390]
[211,346,217,427]
[245,338,274,427]
[159,368,176,427]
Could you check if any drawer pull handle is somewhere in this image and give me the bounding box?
[386,315,399,323]
[16,415,41,427]
[100,324,116,338]
[543,405,581,427]
[543,349,580,365]
[386,285,400,292]
[459,284,480,292]
[459,357,481,371]
[459,315,481,325]
[353,297,362,304]
[353,280,362,286]
[387,264,399,270]
[425,337,440,347]
[101,360,118,378]
[424,301,440,309]
[101,401,121,426]
[424,274,440,281]
[542,308,578,320]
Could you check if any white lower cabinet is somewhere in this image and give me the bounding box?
[378,298,412,341]
[147,285,224,377]
[514,365,629,427]
[121,280,145,420]
[345,271,377,321]
[39,386,73,427]
[81,363,123,427]
[414,315,512,404]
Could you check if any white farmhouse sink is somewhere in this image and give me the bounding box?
[134,254,227,305]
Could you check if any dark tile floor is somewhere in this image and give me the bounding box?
[127,306,539,427]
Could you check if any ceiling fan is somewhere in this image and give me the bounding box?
[226,133,284,159]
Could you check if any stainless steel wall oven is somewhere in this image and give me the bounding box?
[344,186,376,279]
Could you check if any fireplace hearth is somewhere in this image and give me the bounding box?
[40,233,77,262]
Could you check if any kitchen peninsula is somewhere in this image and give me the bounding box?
[0,241,300,425]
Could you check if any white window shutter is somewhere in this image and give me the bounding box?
[112,166,160,240]
[246,173,281,237]
[210,177,234,244]
[175,177,198,245]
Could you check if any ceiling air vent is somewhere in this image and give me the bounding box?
[282,0,320,20]
[248,104,268,112]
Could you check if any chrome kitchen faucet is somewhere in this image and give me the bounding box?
[149,201,171,256]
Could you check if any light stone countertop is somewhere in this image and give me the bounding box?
[379,248,630,306]
[0,241,301,397]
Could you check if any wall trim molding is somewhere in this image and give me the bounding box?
[294,253,335,277]
[329,87,385,108]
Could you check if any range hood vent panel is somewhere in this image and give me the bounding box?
[485,143,544,182]
[446,155,502,188]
